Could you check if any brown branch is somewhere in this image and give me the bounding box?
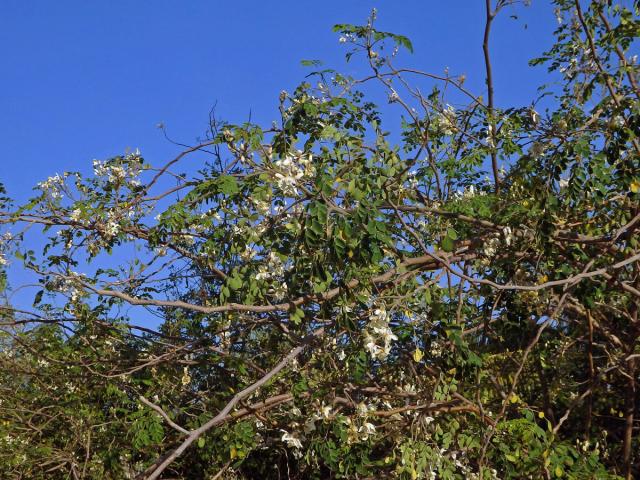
[140,328,323,480]
[483,0,500,192]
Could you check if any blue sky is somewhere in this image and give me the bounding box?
[1,0,556,200]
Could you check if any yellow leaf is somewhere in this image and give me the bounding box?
[538,411,545,419]
[555,466,563,477]
[630,179,640,193]
[510,394,519,404]
[230,446,237,459]
[413,348,424,363]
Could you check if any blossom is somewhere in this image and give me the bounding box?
[502,226,513,247]
[280,430,303,451]
[554,8,563,24]
[70,209,82,222]
[181,367,191,386]
[37,174,64,200]
[104,219,120,239]
[485,125,495,148]
[483,235,500,258]
[359,422,376,440]
[273,151,314,196]
[363,305,397,361]
[435,104,457,135]
[269,281,288,301]
[530,107,540,126]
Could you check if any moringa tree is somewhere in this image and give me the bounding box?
[1,0,639,478]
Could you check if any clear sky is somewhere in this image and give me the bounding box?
[1,0,556,200]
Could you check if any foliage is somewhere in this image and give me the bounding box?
[0,1,639,479]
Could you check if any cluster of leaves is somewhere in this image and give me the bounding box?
[0,1,639,479]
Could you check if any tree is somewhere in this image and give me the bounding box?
[0,1,639,478]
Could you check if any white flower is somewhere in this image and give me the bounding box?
[339,36,347,43]
[0,253,7,267]
[435,104,457,135]
[181,367,191,386]
[559,178,569,189]
[280,430,303,450]
[269,281,288,301]
[273,151,314,196]
[304,418,317,434]
[485,125,495,148]
[70,209,82,222]
[104,220,120,239]
[356,403,369,417]
[93,160,108,177]
[364,305,397,360]
[359,422,376,439]
[503,226,513,246]
[483,235,500,258]
[37,174,64,200]
[554,8,563,24]
[530,107,540,126]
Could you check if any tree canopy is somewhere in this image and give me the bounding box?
[1,1,639,478]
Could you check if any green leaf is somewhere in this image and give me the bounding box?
[228,275,243,291]
[300,59,323,67]
[217,175,239,195]
[441,235,454,252]
[33,290,44,306]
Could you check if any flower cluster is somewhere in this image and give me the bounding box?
[340,416,377,444]
[433,104,457,135]
[0,232,11,267]
[37,174,65,200]
[92,150,143,187]
[253,251,291,300]
[272,151,315,196]
[255,252,285,280]
[482,234,501,259]
[482,227,513,261]
[47,272,87,303]
[363,305,397,361]
[280,430,303,458]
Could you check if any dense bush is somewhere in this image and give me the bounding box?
[1,1,639,478]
